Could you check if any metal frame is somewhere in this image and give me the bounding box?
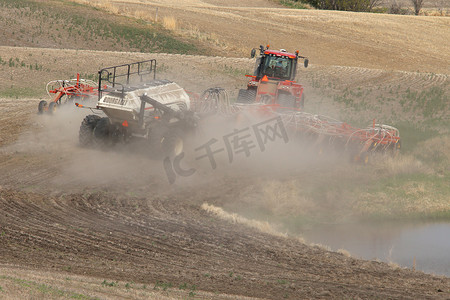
[98,59,157,100]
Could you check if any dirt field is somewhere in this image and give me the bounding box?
[0,0,449,299]
[0,100,449,299]
[0,47,449,299]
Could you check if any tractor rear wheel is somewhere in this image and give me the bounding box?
[278,93,296,108]
[38,100,48,114]
[79,115,101,147]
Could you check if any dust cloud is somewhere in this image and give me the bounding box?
[176,103,356,230]
[2,93,419,233]
[4,100,168,192]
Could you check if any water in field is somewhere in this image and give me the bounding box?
[299,221,450,277]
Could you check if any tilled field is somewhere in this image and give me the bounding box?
[0,50,449,298]
[1,184,448,299]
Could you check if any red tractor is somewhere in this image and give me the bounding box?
[237,45,309,109]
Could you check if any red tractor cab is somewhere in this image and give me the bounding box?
[237,45,309,109]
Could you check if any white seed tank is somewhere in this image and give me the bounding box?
[97,80,190,126]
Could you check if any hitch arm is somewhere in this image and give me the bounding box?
[138,94,179,127]
[139,94,177,115]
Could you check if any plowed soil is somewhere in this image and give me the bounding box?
[0,0,449,299]
[1,52,449,299]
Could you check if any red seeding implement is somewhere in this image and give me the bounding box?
[280,112,401,163]
[195,90,401,163]
[38,74,98,114]
[236,105,400,163]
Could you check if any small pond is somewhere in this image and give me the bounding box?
[299,221,450,277]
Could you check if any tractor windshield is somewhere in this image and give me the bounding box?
[260,54,293,80]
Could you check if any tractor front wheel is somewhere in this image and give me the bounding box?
[236,89,256,103]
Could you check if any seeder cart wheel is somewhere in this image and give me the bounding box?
[38,100,48,114]
[79,115,101,147]
[93,117,112,148]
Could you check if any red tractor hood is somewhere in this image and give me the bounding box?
[264,49,297,59]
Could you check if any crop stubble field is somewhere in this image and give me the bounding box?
[0,0,449,299]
